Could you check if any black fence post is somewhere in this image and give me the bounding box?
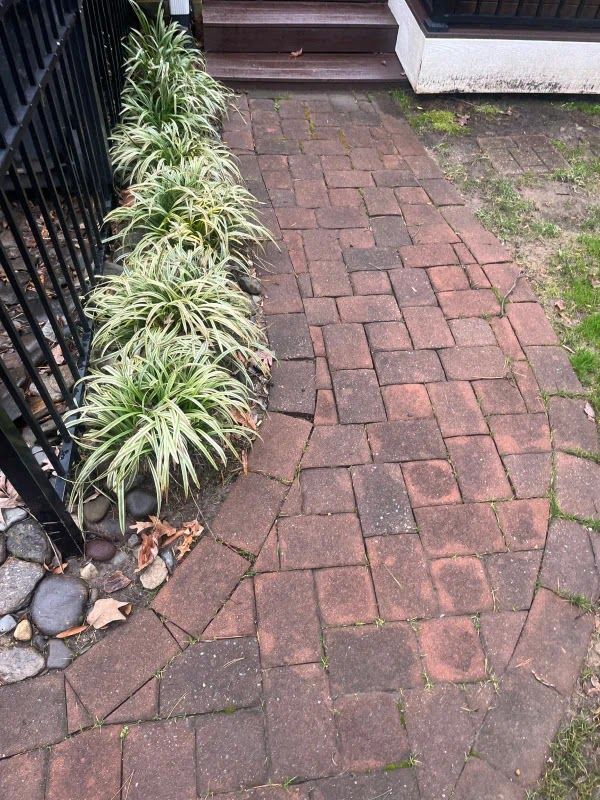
[0,407,83,554]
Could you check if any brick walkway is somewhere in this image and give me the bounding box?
[1,92,599,800]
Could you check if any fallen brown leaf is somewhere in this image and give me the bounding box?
[258,350,273,369]
[104,570,132,593]
[51,344,65,365]
[160,530,185,549]
[137,531,159,571]
[56,624,89,639]
[231,408,258,431]
[183,520,203,536]
[584,402,595,421]
[87,598,130,629]
[129,519,155,535]
[148,515,177,539]
[175,533,194,560]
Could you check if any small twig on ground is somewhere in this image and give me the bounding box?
[500,270,524,315]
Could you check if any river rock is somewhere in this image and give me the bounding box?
[0,558,44,615]
[83,495,111,525]
[125,489,158,519]
[0,647,45,683]
[161,548,176,574]
[80,562,98,582]
[85,539,116,562]
[108,551,129,570]
[0,534,5,566]
[6,520,52,564]
[103,260,123,277]
[28,371,66,403]
[139,556,168,590]
[46,638,72,670]
[13,619,32,641]
[0,507,28,533]
[90,518,123,543]
[0,614,16,634]
[30,575,88,636]
[238,274,262,296]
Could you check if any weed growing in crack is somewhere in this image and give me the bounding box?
[527,712,600,800]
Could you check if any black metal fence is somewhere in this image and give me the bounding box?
[424,0,600,28]
[0,0,133,553]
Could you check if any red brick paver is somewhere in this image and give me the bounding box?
[4,90,597,800]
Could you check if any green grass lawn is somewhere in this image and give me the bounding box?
[549,208,600,412]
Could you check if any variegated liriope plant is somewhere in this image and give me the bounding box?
[68,3,271,527]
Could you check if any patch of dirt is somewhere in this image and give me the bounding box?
[406,93,599,280]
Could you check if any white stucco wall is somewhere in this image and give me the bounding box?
[388,0,600,94]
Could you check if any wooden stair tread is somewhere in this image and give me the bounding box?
[206,52,406,82]
[203,1,397,26]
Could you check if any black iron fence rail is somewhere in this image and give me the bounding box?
[424,0,600,28]
[0,0,133,553]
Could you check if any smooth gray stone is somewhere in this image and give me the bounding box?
[85,539,116,562]
[83,495,112,525]
[125,488,158,519]
[238,274,262,296]
[30,575,88,636]
[0,614,17,634]
[0,507,28,533]
[46,638,73,670]
[103,260,124,277]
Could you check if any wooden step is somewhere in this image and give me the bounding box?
[203,2,398,53]
[205,52,406,86]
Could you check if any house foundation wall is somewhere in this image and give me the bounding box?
[388,0,600,94]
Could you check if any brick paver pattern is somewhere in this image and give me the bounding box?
[1,92,598,800]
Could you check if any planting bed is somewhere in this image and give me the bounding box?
[0,8,271,681]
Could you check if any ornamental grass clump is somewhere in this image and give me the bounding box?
[110,121,239,185]
[69,331,255,529]
[89,255,269,379]
[122,4,231,135]
[119,75,221,144]
[106,159,270,273]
